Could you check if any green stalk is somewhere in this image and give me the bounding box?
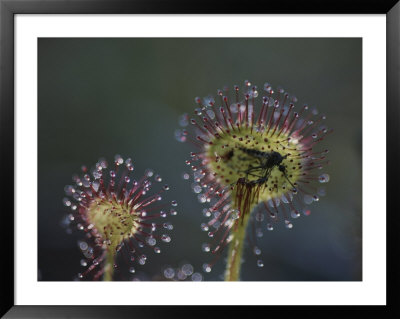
[224,203,255,281]
[103,245,116,281]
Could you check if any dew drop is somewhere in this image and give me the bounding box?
[191,273,203,281]
[285,220,293,229]
[78,273,83,279]
[255,212,264,222]
[163,222,173,230]
[154,247,161,253]
[171,200,178,207]
[151,224,157,233]
[179,113,189,127]
[145,169,154,177]
[182,172,190,180]
[160,210,167,218]
[202,263,212,273]
[64,185,75,195]
[129,267,136,274]
[302,208,311,216]
[291,210,301,219]
[303,194,314,205]
[269,212,276,219]
[163,184,170,191]
[92,171,101,180]
[206,109,215,119]
[146,237,157,246]
[182,264,194,276]
[257,260,264,268]
[193,185,202,194]
[78,241,88,251]
[164,267,175,279]
[83,248,93,259]
[161,234,171,243]
[319,173,330,183]
[201,223,209,232]
[154,175,162,182]
[202,209,211,217]
[198,194,207,203]
[80,259,87,267]
[253,246,262,255]
[114,154,123,165]
[63,198,71,207]
[138,255,146,265]
[170,208,177,216]
[202,243,211,252]
[177,270,187,281]
[125,158,134,170]
[267,223,274,231]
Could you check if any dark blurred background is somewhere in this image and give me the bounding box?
[38,38,362,281]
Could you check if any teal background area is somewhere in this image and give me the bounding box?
[38,38,362,281]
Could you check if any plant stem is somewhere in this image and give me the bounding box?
[224,204,254,281]
[103,245,116,281]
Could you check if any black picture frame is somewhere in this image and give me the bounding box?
[1,0,399,317]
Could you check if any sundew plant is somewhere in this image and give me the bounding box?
[176,80,331,281]
[62,155,176,280]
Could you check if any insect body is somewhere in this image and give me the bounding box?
[238,147,295,189]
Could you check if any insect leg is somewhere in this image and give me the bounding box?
[280,166,296,189]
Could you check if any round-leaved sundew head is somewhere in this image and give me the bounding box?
[176,81,331,274]
[62,155,176,280]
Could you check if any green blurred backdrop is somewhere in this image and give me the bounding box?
[38,38,362,281]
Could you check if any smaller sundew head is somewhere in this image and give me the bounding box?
[177,81,331,272]
[62,155,176,280]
